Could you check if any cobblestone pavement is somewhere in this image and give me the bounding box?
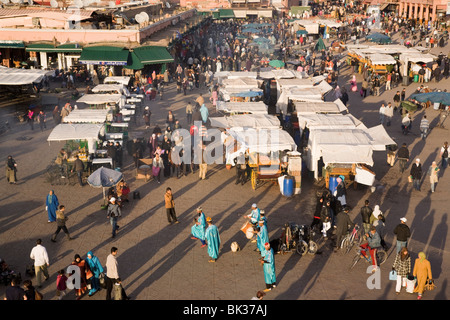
[0,35,449,302]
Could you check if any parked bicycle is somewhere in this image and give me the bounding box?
[349,246,387,270]
[340,224,364,255]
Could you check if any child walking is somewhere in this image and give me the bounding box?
[56,269,68,300]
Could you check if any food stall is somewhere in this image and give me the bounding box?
[303,124,395,186]
[47,123,111,180]
[209,114,281,129]
[398,52,436,84]
[365,53,397,74]
[103,76,131,86]
[216,101,269,114]
[293,100,348,115]
[91,83,131,96]
[76,93,125,109]
[62,108,113,123]
[276,87,324,115]
[225,127,298,190]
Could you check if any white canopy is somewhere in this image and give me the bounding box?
[294,101,348,114]
[366,53,396,65]
[62,109,112,123]
[228,127,296,154]
[216,101,268,114]
[214,71,258,84]
[92,84,130,96]
[259,69,297,80]
[297,113,359,130]
[306,128,375,179]
[219,88,264,102]
[277,87,324,115]
[366,124,396,151]
[222,77,262,89]
[77,94,123,105]
[47,123,104,142]
[210,114,280,129]
[0,66,53,85]
[399,52,436,64]
[277,78,317,89]
[103,76,131,86]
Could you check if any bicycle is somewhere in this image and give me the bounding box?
[340,224,364,255]
[349,246,387,270]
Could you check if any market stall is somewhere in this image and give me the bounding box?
[91,83,131,96]
[0,66,54,85]
[76,93,125,109]
[216,101,268,115]
[219,88,264,102]
[209,114,281,129]
[277,87,324,115]
[103,76,131,86]
[62,108,113,123]
[47,123,110,180]
[398,52,436,83]
[225,127,297,190]
[293,100,348,115]
[304,124,395,185]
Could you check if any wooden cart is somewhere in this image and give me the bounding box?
[136,158,152,182]
[248,152,285,190]
[324,164,357,190]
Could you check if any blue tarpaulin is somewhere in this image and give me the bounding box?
[410,91,450,105]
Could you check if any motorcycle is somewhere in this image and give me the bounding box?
[270,223,318,256]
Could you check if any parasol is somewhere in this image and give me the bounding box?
[87,167,123,206]
[365,32,392,44]
[269,60,285,68]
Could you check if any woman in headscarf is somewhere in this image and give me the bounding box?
[370,205,382,225]
[200,103,209,124]
[334,85,342,100]
[335,175,347,208]
[71,254,90,300]
[413,252,433,299]
[392,247,411,295]
[45,190,59,223]
[350,74,357,92]
[86,251,104,297]
[428,161,440,193]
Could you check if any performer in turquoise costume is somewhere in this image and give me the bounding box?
[205,217,221,262]
[191,207,207,247]
[246,203,261,225]
[256,220,269,256]
[45,190,59,223]
[260,242,276,292]
[245,203,261,242]
[86,250,104,296]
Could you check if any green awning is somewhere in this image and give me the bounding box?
[26,43,57,52]
[212,11,220,20]
[219,9,235,19]
[133,46,174,65]
[123,51,144,70]
[0,40,25,49]
[26,43,82,53]
[56,43,82,53]
[80,46,130,66]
